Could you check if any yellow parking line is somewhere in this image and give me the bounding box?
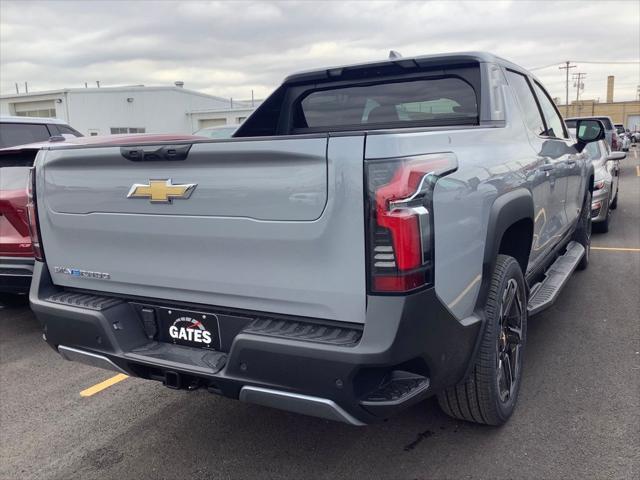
[636,165,640,177]
[591,246,640,252]
[80,373,128,397]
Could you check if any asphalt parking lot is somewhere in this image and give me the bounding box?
[1,148,639,480]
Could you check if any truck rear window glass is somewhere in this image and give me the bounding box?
[294,77,478,130]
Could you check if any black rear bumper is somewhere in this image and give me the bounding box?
[30,262,482,424]
[0,256,34,294]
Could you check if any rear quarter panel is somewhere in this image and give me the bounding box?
[365,88,536,320]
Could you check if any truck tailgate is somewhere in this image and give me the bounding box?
[37,136,367,323]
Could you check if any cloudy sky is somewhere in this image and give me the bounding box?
[1,0,639,103]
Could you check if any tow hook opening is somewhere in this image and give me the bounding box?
[163,370,182,389]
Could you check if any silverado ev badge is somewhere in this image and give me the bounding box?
[127,179,197,203]
[54,266,111,280]
[169,316,213,345]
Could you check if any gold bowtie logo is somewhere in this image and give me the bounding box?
[127,179,197,203]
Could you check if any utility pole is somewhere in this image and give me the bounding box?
[559,61,576,117]
[572,72,586,115]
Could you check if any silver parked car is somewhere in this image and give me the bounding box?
[584,139,625,232]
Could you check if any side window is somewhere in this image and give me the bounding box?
[505,70,545,136]
[533,83,568,139]
[56,125,83,137]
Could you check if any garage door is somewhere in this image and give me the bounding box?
[199,118,227,128]
[627,115,640,131]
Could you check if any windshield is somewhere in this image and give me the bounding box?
[584,141,601,160]
[194,126,237,139]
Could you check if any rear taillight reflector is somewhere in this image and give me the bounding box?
[26,167,44,261]
[365,153,457,293]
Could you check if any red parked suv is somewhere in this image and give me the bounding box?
[1,116,82,296]
[0,162,33,294]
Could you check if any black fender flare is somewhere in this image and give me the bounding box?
[481,188,535,278]
[460,188,534,382]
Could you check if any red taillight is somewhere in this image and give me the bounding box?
[26,167,44,261]
[612,135,618,149]
[366,153,457,293]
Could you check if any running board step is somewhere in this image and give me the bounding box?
[527,241,585,316]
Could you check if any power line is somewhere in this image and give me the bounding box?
[529,60,640,71]
[572,60,640,65]
[529,63,563,71]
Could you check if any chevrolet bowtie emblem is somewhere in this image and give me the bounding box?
[127,179,197,203]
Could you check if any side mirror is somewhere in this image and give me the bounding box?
[607,151,626,161]
[574,119,605,152]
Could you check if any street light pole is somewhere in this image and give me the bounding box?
[559,61,576,117]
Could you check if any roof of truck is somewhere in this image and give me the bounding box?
[283,51,527,84]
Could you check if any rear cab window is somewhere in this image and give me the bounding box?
[293,77,478,133]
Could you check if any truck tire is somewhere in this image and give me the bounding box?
[437,254,527,426]
[573,191,592,270]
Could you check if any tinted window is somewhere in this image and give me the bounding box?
[55,124,82,137]
[296,77,478,130]
[533,83,567,138]
[565,119,577,128]
[506,71,545,135]
[595,117,613,130]
[0,123,51,148]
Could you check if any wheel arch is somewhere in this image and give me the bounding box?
[476,188,534,311]
[483,189,534,270]
[460,188,534,384]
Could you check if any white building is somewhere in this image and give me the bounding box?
[0,83,260,136]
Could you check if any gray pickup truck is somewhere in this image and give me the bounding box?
[28,52,605,426]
